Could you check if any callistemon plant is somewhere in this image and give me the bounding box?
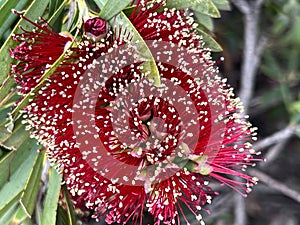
[11,0,260,224]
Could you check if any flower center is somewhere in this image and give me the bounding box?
[121,97,182,164]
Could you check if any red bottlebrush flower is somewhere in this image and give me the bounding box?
[11,1,260,225]
[10,10,72,94]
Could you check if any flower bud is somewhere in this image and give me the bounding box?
[83,17,108,40]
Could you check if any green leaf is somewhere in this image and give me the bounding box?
[112,12,161,85]
[49,0,64,16]
[257,86,282,106]
[0,0,49,85]
[56,205,70,225]
[212,0,231,11]
[48,0,68,25]
[0,78,16,111]
[0,0,22,28]
[0,194,20,225]
[166,0,220,18]
[280,82,292,110]
[0,147,38,211]
[67,0,90,32]
[0,0,30,40]
[77,0,89,18]
[0,125,11,146]
[261,52,282,80]
[13,151,45,223]
[61,185,77,225]
[92,0,106,9]
[0,128,39,189]
[1,121,30,148]
[41,167,62,225]
[291,101,300,113]
[196,28,222,52]
[0,0,6,7]
[99,0,131,20]
[194,11,214,31]
[191,0,220,18]
[291,113,300,124]
[0,151,13,188]
[166,0,196,9]
[65,1,80,32]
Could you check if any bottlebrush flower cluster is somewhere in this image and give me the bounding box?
[11,1,260,224]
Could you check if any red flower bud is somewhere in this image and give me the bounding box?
[84,17,108,38]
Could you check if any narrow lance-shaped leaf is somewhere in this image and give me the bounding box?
[0,78,17,110]
[194,11,214,31]
[48,0,69,25]
[166,0,221,18]
[191,0,220,18]
[0,121,36,190]
[166,0,196,8]
[99,0,132,20]
[41,166,62,225]
[92,0,106,9]
[12,151,46,223]
[49,0,64,16]
[61,185,77,225]
[196,28,222,52]
[113,12,161,86]
[212,0,231,11]
[0,148,38,212]
[0,195,20,225]
[0,0,30,40]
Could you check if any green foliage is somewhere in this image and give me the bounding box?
[41,168,62,225]
[166,0,220,17]
[99,0,132,20]
[0,147,38,224]
[12,151,45,224]
[196,28,222,51]
[0,0,30,40]
[261,0,300,124]
[114,11,161,86]
[212,0,230,11]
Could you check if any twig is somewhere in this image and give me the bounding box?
[230,1,266,224]
[253,124,300,151]
[255,0,264,8]
[205,193,234,221]
[231,0,250,14]
[260,138,289,168]
[250,169,300,203]
[255,34,268,69]
[232,0,263,113]
[234,194,247,225]
[271,214,298,225]
[229,1,268,224]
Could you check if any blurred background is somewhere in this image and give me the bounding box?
[205,0,300,224]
